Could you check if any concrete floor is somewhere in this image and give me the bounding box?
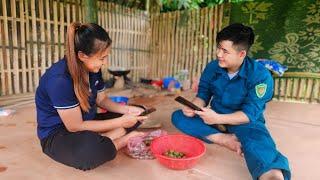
[0,91,320,180]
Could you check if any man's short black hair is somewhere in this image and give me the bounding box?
[216,23,255,52]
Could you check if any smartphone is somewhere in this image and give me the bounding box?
[125,108,156,133]
[140,108,156,116]
[174,96,227,132]
[174,96,202,111]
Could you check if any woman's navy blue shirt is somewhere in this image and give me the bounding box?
[35,58,105,140]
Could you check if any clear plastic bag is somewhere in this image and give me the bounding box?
[126,130,167,160]
[0,108,15,117]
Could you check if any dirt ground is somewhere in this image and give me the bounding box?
[0,89,320,180]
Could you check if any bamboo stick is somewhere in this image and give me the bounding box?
[24,0,33,92]
[2,0,12,95]
[197,8,204,77]
[0,18,5,95]
[208,7,213,63]
[39,0,46,77]
[53,1,59,63]
[72,0,76,22]
[192,11,199,79]
[149,14,155,78]
[213,5,218,59]
[203,7,209,67]
[189,10,195,80]
[11,0,20,94]
[135,10,140,81]
[184,10,191,78]
[59,2,65,59]
[177,12,184,75]
[31,0,39,88]
[45,1,52,68]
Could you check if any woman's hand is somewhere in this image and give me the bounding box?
[125,105,145,116]
[120,114,148,128]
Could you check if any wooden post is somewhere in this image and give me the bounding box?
[83,0,98,23]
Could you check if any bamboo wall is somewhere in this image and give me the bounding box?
[97,2,151,82]
[0,1,319,104]
[0,0,83,95]
[150,5,225,80]
[0,0,151,96]
[273,73,320,103]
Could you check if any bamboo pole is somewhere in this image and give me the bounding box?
[0,16,5,95]
[2,0,12,95]
[72,0,76,22]
[136,10,140,81]
[203,7,209,67]
[53,1,59,63]
[39,0,46,77]
[59,2,65,59]
[208,7,213,63]
[11,0,20,94]
[31,0,39,88]
[197,8,204,77]
[177,12,184,75]
[192,11,199,79]
[25,0,33,92]
[46,0,53,68]
[172,11,179,78]
[213,5,218,59]
[184,10,191,78]
[149,14,155,78]
[189,10,195,80]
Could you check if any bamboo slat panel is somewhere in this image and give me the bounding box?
[149,5,224,80]
[97,2,151,82]
[2,1,318,105]
[0,0,82,96]
[273,72,320,103]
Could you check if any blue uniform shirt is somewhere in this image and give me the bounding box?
[35,58,106,140]
[196,56,274,123]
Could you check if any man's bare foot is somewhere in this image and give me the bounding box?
[207,133,243,156]
[259,169,284,180]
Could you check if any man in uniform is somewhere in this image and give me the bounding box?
[171,23,291,180]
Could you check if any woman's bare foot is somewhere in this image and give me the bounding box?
[102,128,126,140]
[113,131,145,150]
[207,133,243,156]
[122,131,145,144]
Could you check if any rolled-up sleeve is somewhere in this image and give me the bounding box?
[242,71,274,123]
[196,63,214,105]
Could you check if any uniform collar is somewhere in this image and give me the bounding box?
[215,56,249,79]
[237,56,249,79]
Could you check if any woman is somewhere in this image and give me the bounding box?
[35,22,147,170]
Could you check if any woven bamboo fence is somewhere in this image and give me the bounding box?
[273,72,320,103]
[0,0,83,96]
[0,1,151,96]
[150,5,225,80]
[0,1,319,104]
[97,2,151,82]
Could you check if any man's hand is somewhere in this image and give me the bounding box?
[194,107,222,125]
[182,106,196,117]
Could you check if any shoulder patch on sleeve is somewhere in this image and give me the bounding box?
[255,83,267,98]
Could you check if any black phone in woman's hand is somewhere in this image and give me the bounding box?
[125,108,156,133]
